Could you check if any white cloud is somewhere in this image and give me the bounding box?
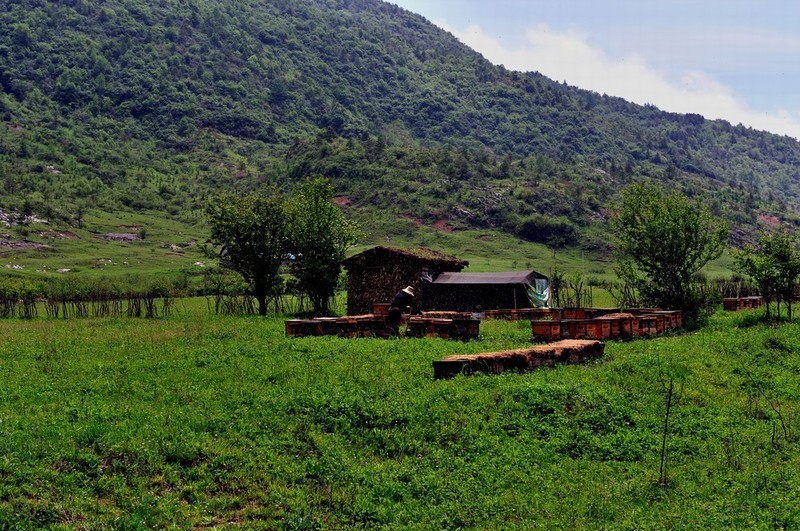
[627,28,800,71]
[440,21,800,139]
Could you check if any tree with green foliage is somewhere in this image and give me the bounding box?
[204,191,289,316]
[734,229,800,320]
[517,214,577,249]
[612,183,728,320]
[287,177,359,316]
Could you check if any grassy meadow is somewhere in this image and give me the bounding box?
[3,211,604,283]
[2,206,736,302]
[1,301,799,529]
[1,210,207,281]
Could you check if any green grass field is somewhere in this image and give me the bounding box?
[5,211,597,284]
[1,209,207,281]
[1,302,799,529]
[2,206,739,296]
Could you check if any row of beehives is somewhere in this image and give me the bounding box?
[722,296,764,311]
[430,308,680,379]
[285,312,480,340]
[485,307,661,321]
[531,309,682,342]
[433,339,604,379]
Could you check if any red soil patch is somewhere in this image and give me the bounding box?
[334,195,352,207]
[758,214,781,227]
[431,219,454,232]
[400,213,423,225]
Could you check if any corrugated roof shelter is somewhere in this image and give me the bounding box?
[342,246,468,316]
[425,270,550,312]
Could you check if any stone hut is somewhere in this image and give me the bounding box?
[342,246,468,315]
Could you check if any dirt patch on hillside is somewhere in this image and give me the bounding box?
[101,233,140,242]
[334,195,352,207]
[431,219,454,232]
[400,214,455,232]
[0,239,50,250]
[400,213,423,225]
[758,214,781,228]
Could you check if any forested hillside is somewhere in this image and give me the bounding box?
[1,0,799,245]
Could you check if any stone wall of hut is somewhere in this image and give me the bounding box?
[345,257,427,315]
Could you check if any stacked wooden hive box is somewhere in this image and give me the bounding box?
[722,296,764,311]
[530,308,682,341]
[284,314,390,338]
[433,339,605,379]
[285,305,480,340]
[406,312,480,340]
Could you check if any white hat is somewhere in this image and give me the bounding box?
[402,286,415,296]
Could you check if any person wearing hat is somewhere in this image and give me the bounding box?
[387,285,419,336]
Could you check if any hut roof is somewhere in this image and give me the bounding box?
[342,246,468,270]
[432,271,546,285]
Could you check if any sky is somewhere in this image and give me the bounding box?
[389,0,800,139]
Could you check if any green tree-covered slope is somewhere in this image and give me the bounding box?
[0,0,798,241]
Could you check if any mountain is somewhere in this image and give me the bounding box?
[1,0,798,247]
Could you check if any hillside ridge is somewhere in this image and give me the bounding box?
[0,0,798,244]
